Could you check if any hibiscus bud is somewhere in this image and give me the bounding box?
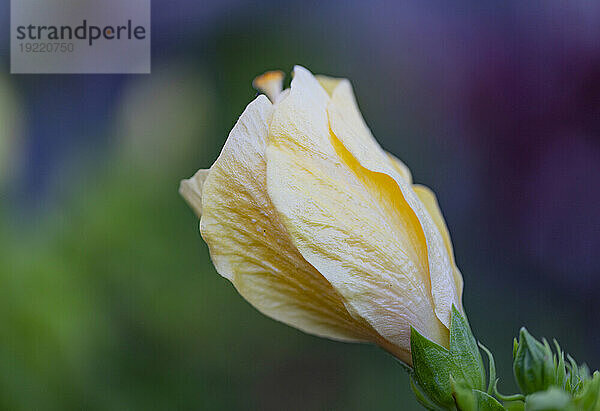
[180,66,464,365]
[513,328,556,394]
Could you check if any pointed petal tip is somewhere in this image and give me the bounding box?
[292,64,306,73]
[253,70,285,102]
[180,169,210,218]
[291,65,315,82]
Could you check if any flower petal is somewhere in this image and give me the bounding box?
[266,66,448,362]
[413,185,464,305]
[198,94,372,342]
[385,151,413,184]
[179,169,210,218]
[318,75,412,183]
[315,74,342,96]
[326,78,460,329]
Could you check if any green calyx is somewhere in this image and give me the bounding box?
[406,312,599,410]
[409,305,503,410]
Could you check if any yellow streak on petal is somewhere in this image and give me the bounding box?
[413,185,464,306]
[317,76,414,184]
[253,70,284,103]
[199,94,373,343]
[326,78,460,330]
[179,169,210,218]
[266,66,447,361]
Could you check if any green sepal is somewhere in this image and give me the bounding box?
[492,379,525,402]
[473,391,505,411]
[451,377,504,411]
[449,306,486,391]
[553,340,567,390]
[451,377,475,410]
[503,401,525,411]
[478,343,497,394]
[410,374,445,411]
[411,326,455,408]
[410,306,493,409]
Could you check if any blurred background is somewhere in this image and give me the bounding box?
[1,1,599,409]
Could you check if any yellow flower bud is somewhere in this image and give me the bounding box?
[180,66,463,365]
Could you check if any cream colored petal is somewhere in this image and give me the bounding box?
[266,66,448,362]
[315,75,342,96]
[326,78,460,330]
[318,77,413,184]
[413,185,464,305]
[274,88,290,104]
[385,152,413,184]
[179,169,210,218]
[198,94,373,343]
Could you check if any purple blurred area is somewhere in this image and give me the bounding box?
[349,1,600,284]
[1,1,598,409]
